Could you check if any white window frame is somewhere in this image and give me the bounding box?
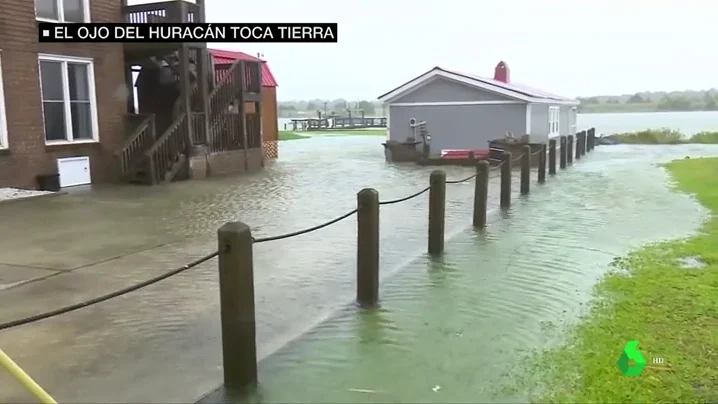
[38,54,100,145]
[548,106,560,138]
[35,0,91,23]
[0,52,8,150]
[571,106,577,133]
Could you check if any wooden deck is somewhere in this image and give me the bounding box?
[287,117,387,131]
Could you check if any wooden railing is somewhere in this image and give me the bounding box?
[215,61,262,93]
[124,1,200,23]
[123,56,259,184]
[244,61,262,93]
[206,60,243,146]
[145,113,189,184]
[171,49,213,135]
[206,60,261,145]
[191,112,206,144]
[210,114,244,153]
[120,114,156,175]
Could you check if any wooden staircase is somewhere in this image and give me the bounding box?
[118,49,261,185]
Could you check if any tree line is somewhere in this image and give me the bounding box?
[280,89,718,117]
[578,89,718,112]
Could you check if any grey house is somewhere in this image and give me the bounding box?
[378,62,580,156]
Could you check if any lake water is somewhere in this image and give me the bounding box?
[279,111,718,136]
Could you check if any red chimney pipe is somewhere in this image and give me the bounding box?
[494,61,510,83]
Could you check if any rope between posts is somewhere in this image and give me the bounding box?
[0,251,220,331]
[490,160,505,170]
[379,186,430,205]
[511,153,526,163]
[252,209,359,243]
[531,148,543,156]
[446,173,477,184]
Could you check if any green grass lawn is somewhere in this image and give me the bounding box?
[278,129,386,141]
[522,157,718,402]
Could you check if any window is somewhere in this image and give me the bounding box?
[39,55,98,144]
[35,0,90,22]
[0,54,7,149]
[548,106,560,138]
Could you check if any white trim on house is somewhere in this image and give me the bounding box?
[38,54,100,145]
[378,68,580,106]
[525,103,532,135]
[35,0,92,23]
[570,106,577,133]
[0,52,8,150]
[385,105,391,139]
[548,106,560,138]
[389,100,524,107]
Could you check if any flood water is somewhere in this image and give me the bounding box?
[1,137,716,403]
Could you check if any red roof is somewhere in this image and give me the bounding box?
[208,48,278,87]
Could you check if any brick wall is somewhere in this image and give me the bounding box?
[0,0,127,189]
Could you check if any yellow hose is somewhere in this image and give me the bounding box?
[0,349,57,403]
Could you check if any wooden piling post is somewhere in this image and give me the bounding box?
[428,170,446,255]
[567,135,574,165]
[218,222,258,390]
[588,129,594,151]
[559,136,567,169]
[576,131,581,155]
[520,145,530,195]
[538,143,547,183]
[500,151,511,208]
[575,132,582,160]
[473,160,489,228]
[584,131,589,155]
[357,188,380,307]
[548,139,557,175]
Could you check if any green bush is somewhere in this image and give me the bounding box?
[609,128,718,144]
[690,131,718,144]
[610,128,684,144]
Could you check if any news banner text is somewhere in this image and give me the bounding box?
[38,23,338,43]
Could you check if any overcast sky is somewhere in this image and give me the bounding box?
[133,0,715,101]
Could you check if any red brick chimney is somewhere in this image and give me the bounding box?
[494,61,510,83]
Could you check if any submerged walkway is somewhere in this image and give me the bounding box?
[1,137,717,402]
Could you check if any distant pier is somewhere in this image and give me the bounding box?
[285,117,387,131]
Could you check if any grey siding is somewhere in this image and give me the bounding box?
[391,77,514,103]
[530,103,549,142]
[389,104,526,155]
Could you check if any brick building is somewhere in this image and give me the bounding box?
[0,0,265,189]
[0,0,127,189]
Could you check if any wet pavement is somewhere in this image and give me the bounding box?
[1,137,717,403]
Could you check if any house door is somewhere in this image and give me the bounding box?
[57,157,91,187]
